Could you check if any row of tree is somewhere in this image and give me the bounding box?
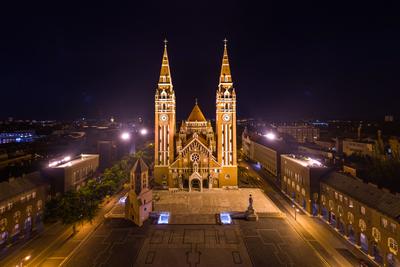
[44,142,154,233]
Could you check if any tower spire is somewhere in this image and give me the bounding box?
[219,38,233,87]
[158,39,172,89]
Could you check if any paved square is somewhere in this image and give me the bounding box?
[64,217,326,267]
[153,188,281,215]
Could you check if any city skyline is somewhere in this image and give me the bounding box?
[1,1,399,120]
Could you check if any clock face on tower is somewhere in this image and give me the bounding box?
[160,114,168,122]
[223,114,230,122]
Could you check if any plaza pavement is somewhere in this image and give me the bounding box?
[63,189,327,267]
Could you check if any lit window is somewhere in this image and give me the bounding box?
[349,200,353,208]
[339,194,343,202]
[360,206,366,215]
[390,223,397,234]
[329,200,334,210]
[381,217,388,228]
[347,212,354,224]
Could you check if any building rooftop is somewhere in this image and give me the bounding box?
[322,172,400,221]
[0,172,45,202]
[243,131,294,153]
[49,154,99,168]
[282,154,326,168]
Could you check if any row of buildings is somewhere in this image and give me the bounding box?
[0,153,99,251]
[242,130,400,267]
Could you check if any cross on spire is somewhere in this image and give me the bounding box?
[164,38,168,47]
[223,38,228,47]
[195,98,198,105]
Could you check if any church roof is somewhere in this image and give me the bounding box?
[132,158,148,174]
[219,39,233,87]
[187,102,206,122]
[158,40,172,88]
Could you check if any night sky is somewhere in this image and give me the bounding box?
[1,1,399,121]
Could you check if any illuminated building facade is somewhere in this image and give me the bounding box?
[126,158,152,226]
[43,154,99,194]
[154,40,238,191]
[281,154,330,215]
[0,172,47,249]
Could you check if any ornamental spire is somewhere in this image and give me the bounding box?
[219,38,233,88]
[158,39,172,89]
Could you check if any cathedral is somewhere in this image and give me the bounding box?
[154,40,237,191]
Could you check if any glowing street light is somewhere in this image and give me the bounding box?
[264,132,276,140]
[139,128,148,136]
[120,132,131,141]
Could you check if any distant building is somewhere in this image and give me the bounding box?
[280,154,330,215]
[126,158,152,226]
[297,143,334,164]
[276,125,319,143]
[385,115,394,122]
[342,139,375,157]
[0,172,48,249]
[0,131,38,144]
[320,172,400,266]
[43,154,99,194]
[242,130,292,178]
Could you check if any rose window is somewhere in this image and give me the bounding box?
[191,153,200,162]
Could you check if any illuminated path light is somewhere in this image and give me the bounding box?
[157,212,170,224]
[220,212,232,224]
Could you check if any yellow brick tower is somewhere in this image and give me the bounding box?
[154,39,176,186]
[216,39,238,186]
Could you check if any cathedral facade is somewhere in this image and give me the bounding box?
[154,41,237,191]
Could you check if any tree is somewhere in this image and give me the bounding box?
[57,191,83,234]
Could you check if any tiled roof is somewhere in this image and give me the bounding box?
[187,104,206,122]
[0,172,45,203]
[322,172,400,220]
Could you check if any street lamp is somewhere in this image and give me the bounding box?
[139,128,148,136]
[264,132,276,140]
[16,255,31,267]
[120,132,131,141]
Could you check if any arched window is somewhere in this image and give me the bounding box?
[0,218,7,231]
[26,205,32,215]
[388,237,398,254]
[37,200,43,211]
[321,195,326,204]
[347,212,354,224]
[337,205,343,215]
[329,200,334,210]
[359,219,367,232]
[372,227,381,242]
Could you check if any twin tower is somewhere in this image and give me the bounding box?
[154,40,237,191]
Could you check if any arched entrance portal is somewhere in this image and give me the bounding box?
[189,172,203,192]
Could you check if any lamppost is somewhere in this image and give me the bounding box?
[16,255,31,267]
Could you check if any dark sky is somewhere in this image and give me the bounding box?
[1,1,399,121]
